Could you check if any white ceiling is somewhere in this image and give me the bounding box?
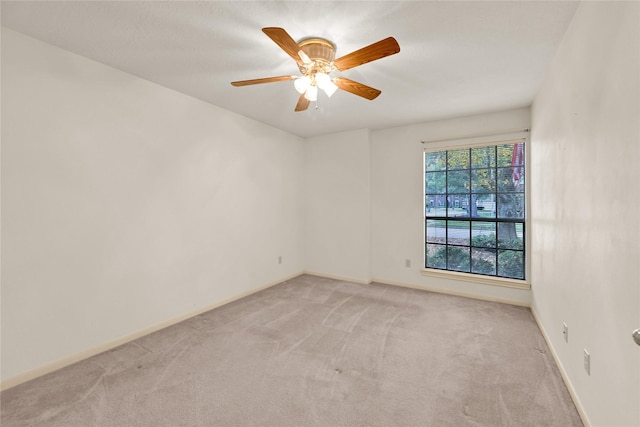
[1,1,579,138]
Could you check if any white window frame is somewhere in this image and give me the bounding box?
[421,132,530,290]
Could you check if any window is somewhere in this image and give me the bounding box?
[424,140,526,280]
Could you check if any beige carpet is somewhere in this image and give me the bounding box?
[1,275,582,426]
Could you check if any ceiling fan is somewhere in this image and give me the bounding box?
[231,27,400,112]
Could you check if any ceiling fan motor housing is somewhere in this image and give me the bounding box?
[297,38,336,75]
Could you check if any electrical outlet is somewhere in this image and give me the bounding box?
[583,349,590,375]
[405,259,411,268]
[562,323,568,343]
[278,256,282,264]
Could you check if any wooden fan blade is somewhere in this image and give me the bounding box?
[295,94,310,112]
[231,75,295,86]
[262,27,304,64]
[334,77,381,100]
[333,37,400,71]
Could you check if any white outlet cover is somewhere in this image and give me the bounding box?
[583,349,590,375]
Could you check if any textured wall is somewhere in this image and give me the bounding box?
[531,2,640,425]
[304,129,372,283]
[1,29,305,383]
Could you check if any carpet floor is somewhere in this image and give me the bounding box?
[1,275,583,426]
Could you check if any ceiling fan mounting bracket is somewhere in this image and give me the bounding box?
[297,38,336,61]
[297,38,336,76]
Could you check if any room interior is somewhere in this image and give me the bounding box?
[1,1,638,426]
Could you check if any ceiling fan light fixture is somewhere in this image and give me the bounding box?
[322,83,338,98]
[304,85,318,101]
[316,73,338,98]
[315,72,331,89]
[294,76,311,94]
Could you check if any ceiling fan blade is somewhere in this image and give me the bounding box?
[231,75,295,86]
[334,77,381,100]
[333,37,400,71]
[262,27,305,64]
[295,94,310,112]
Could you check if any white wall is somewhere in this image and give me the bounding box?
[530,2,640,426]
[370,108,532,306]
[1,29,305,384]
[304,129,372,283]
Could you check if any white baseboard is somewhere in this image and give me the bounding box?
[372,277,531,307]
[530,307,591,427]
[303,270,372,285]
[297,272,528,307]
[0,271,304,391]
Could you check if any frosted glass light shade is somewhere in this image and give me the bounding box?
[294,76,310,94]
[304,85,318,101]
[315,73,338,98]
[315,73,331,89]
[322,80,338,98]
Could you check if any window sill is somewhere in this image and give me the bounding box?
[421,268,530,290]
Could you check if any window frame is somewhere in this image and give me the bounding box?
[422,137,530,289]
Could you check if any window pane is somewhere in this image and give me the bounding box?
[472,248,496,275]
[447,170,469,193]
[471,222,496,247]
[471,146,496,168]
[446,195,470,218]
[426,171,446,194]
[496,194,525,219]
[447,246,470,272]
[426,219,446,243]
[512,143,525,166]
[447,148,469,170]
[474,195,496,218]
[497,144,516,167]
[426,244,446,269]
[447,220,470,245]
[471,168,496,193]
[426,195,446,217]
[497,222,523,249]
[497,167,524,192]
[425,151,446,172]
[498,250,524,279]
[424,142,525,280]
[470,195,484,219]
